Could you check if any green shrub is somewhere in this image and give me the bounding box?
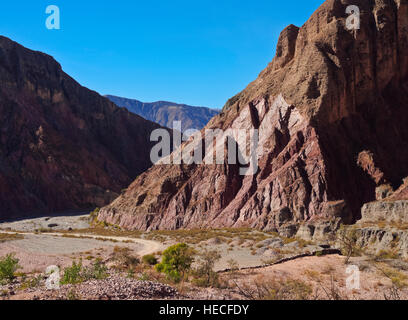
[112,246,140,270]
[66,289,81,300]
[315,251,324,257]
[20,274,42,289]
[126,268,135,279]
[265,279,313,300]
[382,268,408,289]
[155,243,195,282]
[90,207,100,219]
[82,259,108,280]
[61,260,83,284]
[0,253,21,283]
[192,249,221,287]
[0,233,24,243]
[61,259,108,284]
[376,249,400,260]
[337,225,360,263]
[227,259,239,271]
[191,277,210,287]
[142,254,158,266]
[138,272,151,281]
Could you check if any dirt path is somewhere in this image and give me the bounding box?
[1,230,163,256]
[0,231,164,273]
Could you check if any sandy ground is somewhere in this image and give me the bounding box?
[206,243,267,271]
[0,212,164,273]
[0,214,313,270]
[0,231,163,273]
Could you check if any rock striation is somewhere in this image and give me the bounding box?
[360,177,408,224]
[0,36,167,220]
[98,0,408,231]
[361,200,408,224]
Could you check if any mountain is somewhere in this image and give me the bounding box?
[105,95,219,132]
[98,0,408,232]
[0,36,168,220]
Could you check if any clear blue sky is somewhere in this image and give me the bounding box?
[0,0,323,109]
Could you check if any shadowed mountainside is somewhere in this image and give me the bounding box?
[0,36,168,220]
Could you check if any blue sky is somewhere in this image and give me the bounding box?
[0,1,323,109]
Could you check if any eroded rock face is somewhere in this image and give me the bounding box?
[360,177,408,223]
[361,201,408,224]
[354,227,408,258]
[0,36,166,219]
[98,0,408,231]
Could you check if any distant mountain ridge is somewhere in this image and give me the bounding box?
[106,95,219,132]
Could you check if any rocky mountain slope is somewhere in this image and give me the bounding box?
[0,36,167,220]
[98,0,408,231]
[106,95,219,132]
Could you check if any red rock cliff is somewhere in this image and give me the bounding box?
[98,0,408,231]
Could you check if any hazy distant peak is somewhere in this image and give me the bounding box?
[106,95,219,132]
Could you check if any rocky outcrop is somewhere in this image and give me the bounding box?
[106,95,219,132]
[359,176,408,223]
[361,201,408,223]
[0,36,167,220]
[353,227,408,258]
[295,219,341,242]
[98,0,408,231]
[356,176,408,257]
[387,177,408,201]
